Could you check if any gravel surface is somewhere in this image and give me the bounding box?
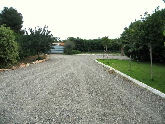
[0,54,165,124]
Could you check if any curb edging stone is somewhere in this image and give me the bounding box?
[0,55,50,72]
[95,60,165,99]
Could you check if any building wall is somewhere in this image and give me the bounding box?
[50,45,64,54]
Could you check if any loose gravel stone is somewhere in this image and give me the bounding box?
[0,54,165,123]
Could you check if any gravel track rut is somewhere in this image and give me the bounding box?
[0,54,165,123]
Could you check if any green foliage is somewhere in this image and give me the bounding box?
[66,37,102,52]
[64,37,120,53]
[98,59,165,93]
[72,50,81,54]
[0,25,19,66]
[15,33,25,58]
[110,39,121,51]
[19,26,55,59]
[121,21,149,61]
[0,7,23,34]
[120,8,165,63]
[101,36,110,51]
[64,40,75,54]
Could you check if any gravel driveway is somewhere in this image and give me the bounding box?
[0,54,165,123]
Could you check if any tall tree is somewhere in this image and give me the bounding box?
[121,8,165,80]
[121,21,148,60]
[102,36,110,52]
[142,9,165,79]
[0,7,23,34]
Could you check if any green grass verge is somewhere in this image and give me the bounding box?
[97,59,165,94]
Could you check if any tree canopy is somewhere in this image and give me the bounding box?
[0,7,23,34]
[101,36,110,52]
[20,26,55,58]
[64,37,120,53]
[120,8,165,63]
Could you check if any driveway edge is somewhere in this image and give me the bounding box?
[95,60,165,99]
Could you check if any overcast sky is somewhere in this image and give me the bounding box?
[0,0,164,40]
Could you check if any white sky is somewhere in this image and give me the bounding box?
[0,0,164,40]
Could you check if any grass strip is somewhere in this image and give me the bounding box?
[97,59,165,94]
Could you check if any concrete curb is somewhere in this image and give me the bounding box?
[76,53,120,56]
[95,60,165,99]
[76,54,103,55]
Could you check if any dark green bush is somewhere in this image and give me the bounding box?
[0,25,19,66]
[72,50,81,54]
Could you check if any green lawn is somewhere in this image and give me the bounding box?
[97,59,165,94]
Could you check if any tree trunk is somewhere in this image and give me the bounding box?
[105,45,107,52]
[37,52,40,60]
[129,55,132,71]
[149,43,153,80]
[121,46,124,56]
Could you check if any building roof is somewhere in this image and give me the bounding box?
[60,42,65,46]
[52,42,65,46]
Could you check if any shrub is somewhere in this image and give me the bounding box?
[72,50,81,54]
[64,41,75,55]
[0,25,19,66]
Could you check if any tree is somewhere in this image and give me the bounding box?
[121,8,165,80]
[64,40,75,54]
[101,36,110,52]
[163,30,165,47]
[121,21,148,60]
[121,9,165,63]
[0,7,23,34]
[0,25,19,66]
[20,26,55,59]
[110,39,121,52]
[142,9,165,80]
[115,38,125,55]
[65,37,118,53]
